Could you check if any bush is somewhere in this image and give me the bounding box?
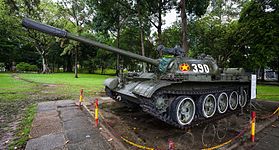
[29,65,38,71]
[16,62,38,72]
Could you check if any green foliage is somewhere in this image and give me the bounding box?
[186,0,211,17]
[0,0,278,75]
[210,0,246,23]
[161,22,181,48]
[189,15,240,67]
[236,0,279,70]
[58,0,92,54]
[16,0,63,73]
[145,0,176,43]
[0,0,23,68]
[16,62,38,72]
[89,0,132,36]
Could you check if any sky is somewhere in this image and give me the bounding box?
[163,9,178,29]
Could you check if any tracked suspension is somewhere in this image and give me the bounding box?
[139,85,250,129]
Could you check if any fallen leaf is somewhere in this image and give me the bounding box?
[64,140,69,144]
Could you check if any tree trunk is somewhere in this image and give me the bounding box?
[138,2,146,72]
[101,65,104,74]
[36,46,49,74]
[52,61,55,73]
[277,56,279,82]
[41,54,49,74]
[261,67,265,81]
[140,25,146,72]
[180,0,189,56]
[116,28,120,76]
[66,55,72,72]
[74,47,78,78]
[157,0,162,45]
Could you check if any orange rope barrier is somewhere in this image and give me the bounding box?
[79,90,279,150]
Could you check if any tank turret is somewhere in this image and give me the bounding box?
[22,18,251,129]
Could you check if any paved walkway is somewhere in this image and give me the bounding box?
[253,119,279,150]
[25,100,112,150]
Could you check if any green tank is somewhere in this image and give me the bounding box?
[22,18,251,129]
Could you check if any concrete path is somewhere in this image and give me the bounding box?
[253,119,279,150]
[25,100,112,150]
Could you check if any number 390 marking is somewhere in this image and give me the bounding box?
[191,64,210,73]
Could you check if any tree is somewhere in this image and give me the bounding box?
[85,32,115,74]
[89,0,133,75]
[58,0,92,78]
[236,0,279,80]
[210,0,247,23]
[161,21,182,48]
[0,0,35,70]
[146,0,176,44]
[132,0,155,72]
[18,0,61,73]
[178,0,210,56]
[190,16,239,67]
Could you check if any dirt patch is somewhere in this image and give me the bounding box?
[0,119,21,148]
[42,84,58,87]
[91,99,276,150]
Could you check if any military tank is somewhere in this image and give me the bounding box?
[22,18,251,129]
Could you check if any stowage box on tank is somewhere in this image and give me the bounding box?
[22,18,251,129]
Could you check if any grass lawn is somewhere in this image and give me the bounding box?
[0,74,37,102]
[0,73,38,121]
[0,73,112,149]
[257,85,279,101]
[0,73,38,149]
[18,73,112,99]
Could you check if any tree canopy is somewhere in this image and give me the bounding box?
[0,0,278,80]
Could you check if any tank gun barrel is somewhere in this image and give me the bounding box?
[22,18,159,66]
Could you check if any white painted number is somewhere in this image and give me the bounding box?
[198,64,204,73]
[191,64,210,73]
[192,64,198,73]
[204,64,210,73]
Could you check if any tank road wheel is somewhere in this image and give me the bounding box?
[200,94,217,118]
[229,91,238,110]
[239,90,248,107]
[171,96,196,126]
[217,92,228,114]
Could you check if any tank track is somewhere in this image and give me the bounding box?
[139,85,249,130]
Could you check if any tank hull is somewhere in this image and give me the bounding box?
[105,76,250,129]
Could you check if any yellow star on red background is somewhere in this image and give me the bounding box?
[179,63,190,72]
